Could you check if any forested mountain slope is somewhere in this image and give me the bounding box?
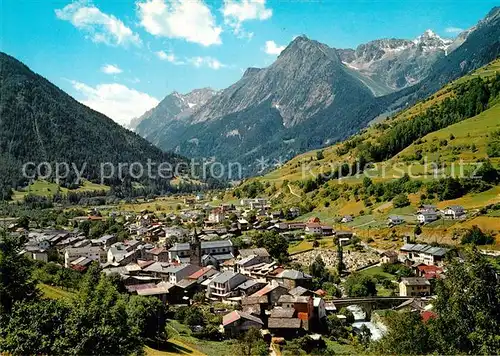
[0,52,186,199]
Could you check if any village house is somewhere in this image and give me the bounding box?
[399,243,449,266]
[236,279,268,297]
[164,264,201,284]
[186,266,219,284]
[64,245,106,268]
[208,207,225,223]
[443,205,465,219]
[207,271,248,300]
[250,281,290,306]
[148,247,169,262]
[222,310,264,338]
[417,204,437,213]
[107,240,144,265]
[168,240,234,264]
[305,223,333,236]
[416,264,444,280]
[90,234,116,247]
[399,277,431,297]
[417,211,439,224]
[387,216,405,226]
[341,215,353,223]
[20,245,49,263]
[274,269,313,289]
[288,286,313,297]
[380,250,398,264]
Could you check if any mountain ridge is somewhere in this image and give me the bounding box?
[0,52,187,199]
[134,6,500,177]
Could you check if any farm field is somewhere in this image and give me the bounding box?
[13,179,109,201]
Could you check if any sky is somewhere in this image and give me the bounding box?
[1,0,498,126]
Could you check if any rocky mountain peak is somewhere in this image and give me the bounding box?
[242,67,262,78]
[279,34,340,64]
[414,29,452,48]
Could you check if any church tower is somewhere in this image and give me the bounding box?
[189,228,202,266]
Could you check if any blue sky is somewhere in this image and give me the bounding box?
[1,0,497,125]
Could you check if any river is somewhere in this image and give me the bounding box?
[347,305,386,341]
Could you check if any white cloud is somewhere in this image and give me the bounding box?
[187,56,225,70]
[264,40,285,55]
[155,50,223,69]
[137,0,222,46]
[55,1,141,47]
[155,50,185,65]
[101,64,122,74]
[70,80,159,126]
[222,0,272,36]
[445,27,464,34]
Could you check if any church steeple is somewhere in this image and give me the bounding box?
[189,227,202,266]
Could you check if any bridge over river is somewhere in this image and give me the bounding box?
[326,296,412,320]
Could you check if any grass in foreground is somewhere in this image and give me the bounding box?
[38,283,76,300]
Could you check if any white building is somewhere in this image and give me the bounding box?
[341,215,353,223]
[387,216,405,226]
[417,211,438,224]
[208,208,225,223]
[64,246,106,268]
[443,206,465,219]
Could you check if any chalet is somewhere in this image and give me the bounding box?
[387,216,405,226]
[238,247,271,261]
[443,205,465,219]
[417,211,438,224]
[135,281,173,304]
[222,311,264,338]
[418,204,437,213]
[399,277,431,297]
[341,215,353,223]
[168,279,199,303]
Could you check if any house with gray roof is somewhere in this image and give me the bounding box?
[207,270,247,300]
[399,243,449,266]
[168,240,234,264]
[274,269,313,289]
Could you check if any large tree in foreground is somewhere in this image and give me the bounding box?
[376,247,500,355]
[0,230,38,314]
[430,247,500,354]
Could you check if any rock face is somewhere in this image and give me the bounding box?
[190,35,373,128]
[132,87,217,139]
[135,7,500,176]
[339,30,453,94]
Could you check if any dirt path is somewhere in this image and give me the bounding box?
[288,183,301,198]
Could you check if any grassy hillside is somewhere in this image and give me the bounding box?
[234,59,500,247]
[250,59,500,186]
[12,179,109,201]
